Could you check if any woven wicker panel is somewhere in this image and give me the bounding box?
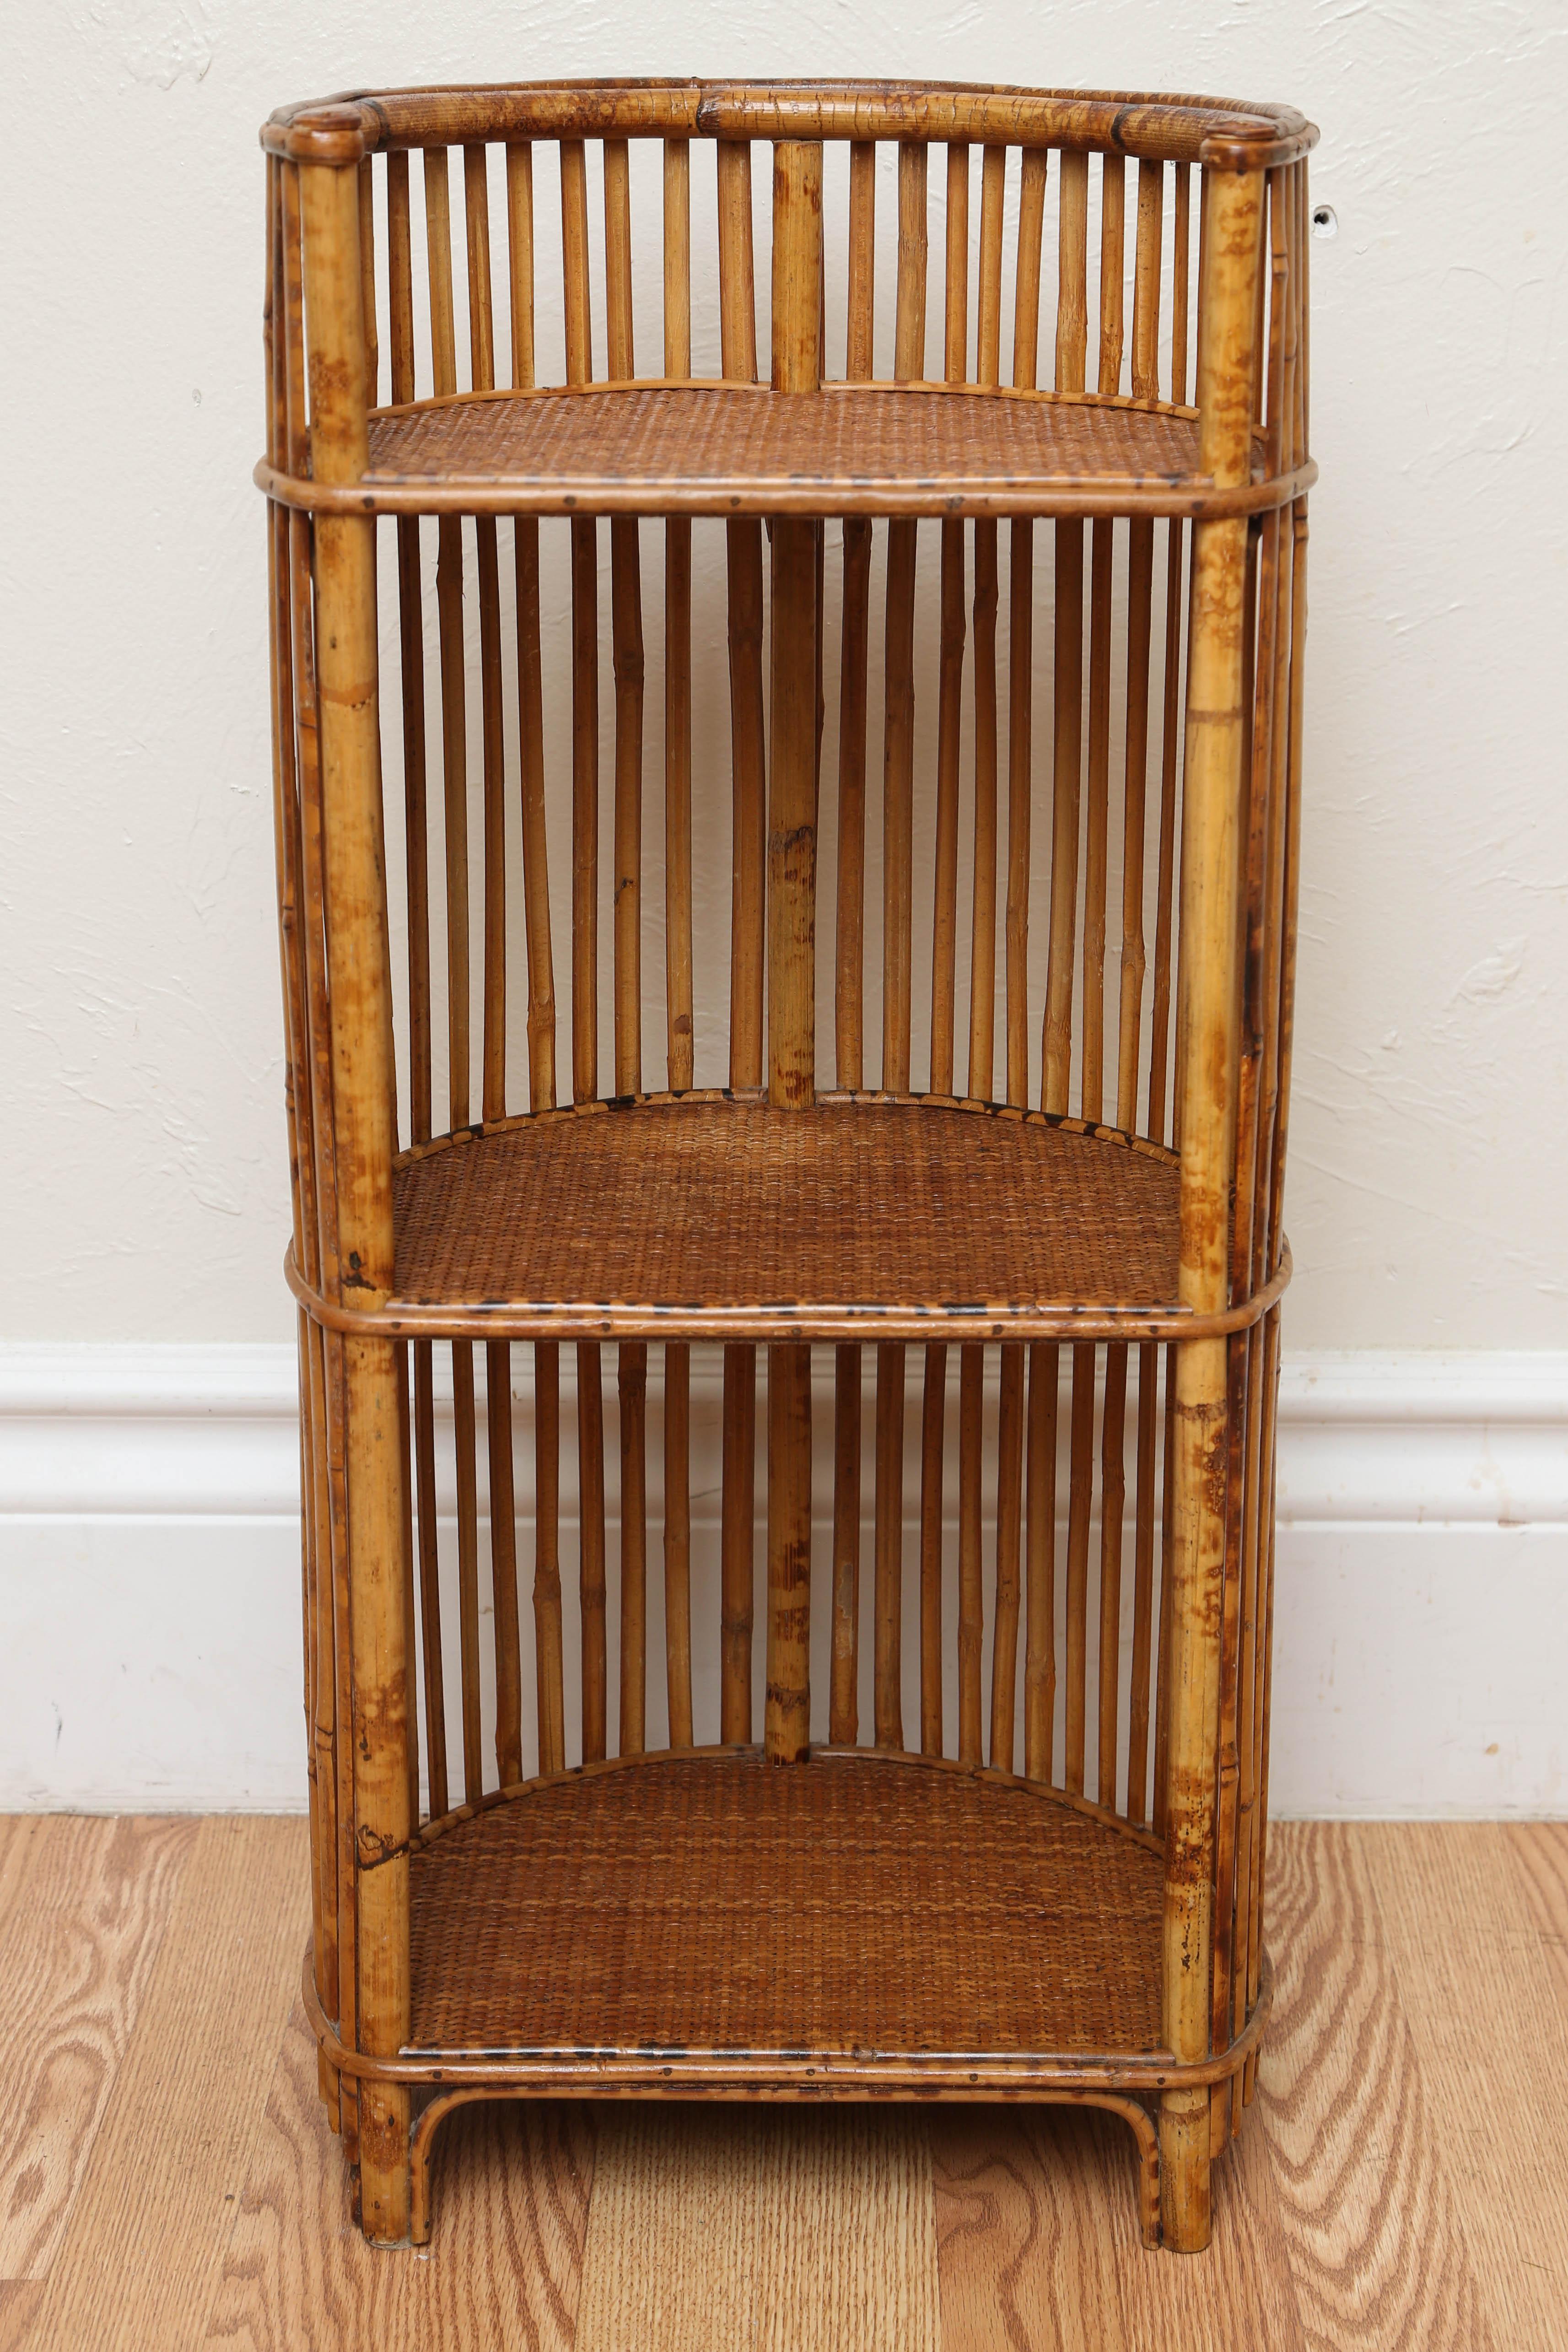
[365,383,1206,499]
[393,1098,1178,1311]
[409,1753,1164,2056]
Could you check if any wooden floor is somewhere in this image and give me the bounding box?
[0,1818,1564,2349]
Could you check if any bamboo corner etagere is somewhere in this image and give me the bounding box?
[259,77,1314,2255]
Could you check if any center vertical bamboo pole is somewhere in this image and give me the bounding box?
[298,154,409,2245]
[765,139,823,1766]
[1160,159,1264,2255]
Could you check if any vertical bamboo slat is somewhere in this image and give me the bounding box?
[578,1340,608,1763]
[663,1339,693,1747]
[605,140,644,1100]
[919,1342,947,1755]
[534,1340,565,1775]
[664,137,694,1092]
[873,1341,906,1749]
[1024,1341,1059,1782]
[297,154,409,2241]
[830,1343,862,1744]
[721,1342,756,1742]
[1097,1345,1128,1809]
[991,1344,1024,1773]
[486,1342,523,1786]
[1044,148,1088,1117]
[1161,159,1266,2255]
[956,1344,984,1765]
[618,1341,647,1755]
[1063,1341,1095,1794]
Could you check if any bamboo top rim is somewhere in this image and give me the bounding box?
[261,78,1317,170]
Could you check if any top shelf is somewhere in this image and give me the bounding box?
[260,382,1313,521]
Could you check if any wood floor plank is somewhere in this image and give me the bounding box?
[577,2106,938,2352]
[933,2098,1304,2352]
[206,2004,593,2352]
[0,1815,196,2282]
[23,1816,305,2351]
[1256,1822,1497,2352]
[0,2281,43,2352]
[933,2108,1131,2352]
[576,2107,764,2352]
[755,2109,938,2352]
[1505,1822,1568,2032]
[1361,1823,1568,2352]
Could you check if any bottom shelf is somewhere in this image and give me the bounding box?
[407,1749,1166,2071]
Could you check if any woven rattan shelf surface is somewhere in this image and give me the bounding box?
[389,1094,1179,1338]
[408,1751,1165,2060]
[268,381,1310,518]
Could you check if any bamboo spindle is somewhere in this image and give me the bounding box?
[919,1342,947,1755]
[578,1340,608,1764]
[298,155,409,2244]
[1126,1342,1160,1825]
[882,140,926,1094]
[486,1342,522,1786]
[464,147,507,1128]
[762,140,823,1767]
[1004,148,1048,1110]
[269,170,334,2010]
[452,1343,483,1803]
[967,144,1003,1103]
[721,1342,756,1742]
[873,1341,906,1749]
[831,150,869,1735]
[618,1341,647,1756]
[507,146,555,1114]
[1044,147,1088,1117]
[931,141,968,1101]
[663,1339,693,1747]
[1023,1341,1059,1783]
[1062,1341,1095,1794]
[385,155,431,1149]
[1097,1344,1128,1809]
[356,159,377,405]
[829,1344,863,1745]
[991,1343,1024,1772]
[424,151,469,1137]
[664,138,694,1092]
[956,1343,984,1765]
[718,144,763,1733]
[605,142,644,1100]
[659,149,694,1703]
[1160,161,1265,2256]
[534,1340,565,1775]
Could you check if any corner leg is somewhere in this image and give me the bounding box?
[1160,2085,1212,2251]
[357,2081,412,2245]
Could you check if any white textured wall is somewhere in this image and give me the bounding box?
[5,2,1567,1346]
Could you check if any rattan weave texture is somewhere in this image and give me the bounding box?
[409,1753,1165,2055]
[364,382,1210,497]
[393,1097,1179,1311]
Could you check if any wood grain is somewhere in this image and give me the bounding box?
[206,2007,593,2351]
[1256,1823,1497,2352]
[27,1817,305,2350]
[577,2105,938,2352]
[1361,1823,1568,2352]
[0,1816,195,2281]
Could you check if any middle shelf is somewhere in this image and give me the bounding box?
[361,1092,1183,1343]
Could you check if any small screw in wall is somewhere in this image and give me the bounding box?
[1311,204,1338,241]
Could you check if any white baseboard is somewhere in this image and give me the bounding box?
[2,1343,1564,1815]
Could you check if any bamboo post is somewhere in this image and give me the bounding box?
[991,1343,1024,1773]
[919,1342,947,1755]
[763,139,823,1766]
[618,1341,647,1755]
[298,154,410,2244]
[663,1339,694,1746]
[1160,159,1264,2255]
[830,1342,862,1745]
[1023,1340,1059,1782]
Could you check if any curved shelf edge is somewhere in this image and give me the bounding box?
[255,449,1316,522]
[301,1942,1272,2098]
[284,1234,1292,1345]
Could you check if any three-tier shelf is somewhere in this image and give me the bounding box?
[259,78,1314,2253]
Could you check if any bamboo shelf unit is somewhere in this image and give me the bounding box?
[260,77,1315,2254]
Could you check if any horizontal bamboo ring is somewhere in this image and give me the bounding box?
[284,1234,1292,1345]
